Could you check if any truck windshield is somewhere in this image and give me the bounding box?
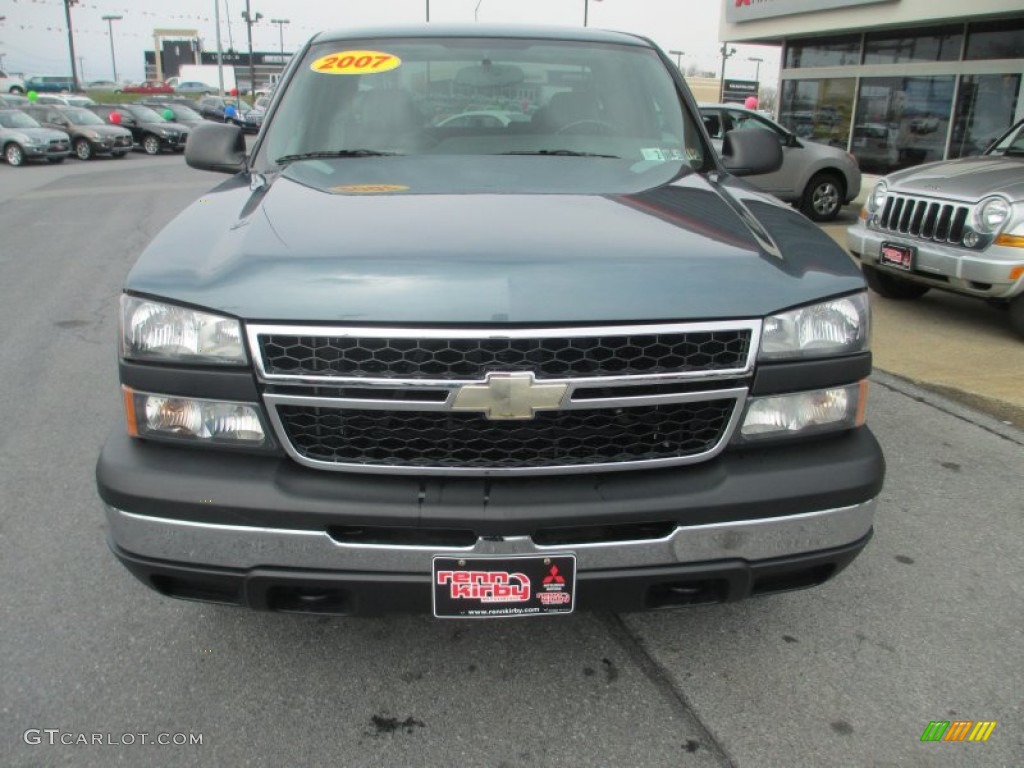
[255,36,705,172]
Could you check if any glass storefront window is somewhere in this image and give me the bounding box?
[778,78,857,149]
[852,76,955,173]
[965,18,1024,60]
[863,26,963,64]
[948,74,1022,158]
[784,35,861,68]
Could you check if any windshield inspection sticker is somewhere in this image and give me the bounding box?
[311,51,402,75]
[330,184,410,194]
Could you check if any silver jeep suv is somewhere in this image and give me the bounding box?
[847,119,1024,338]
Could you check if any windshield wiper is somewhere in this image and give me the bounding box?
[275,149,402,166]
[501,149,621,158]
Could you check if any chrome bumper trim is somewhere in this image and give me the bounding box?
[106,499,876,572]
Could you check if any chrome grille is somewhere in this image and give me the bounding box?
[878,195,969,246]
[250,322,759,475]
[277,400,736,470]
[258,329,752,380]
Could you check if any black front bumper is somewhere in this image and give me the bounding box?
[111,532,872,616]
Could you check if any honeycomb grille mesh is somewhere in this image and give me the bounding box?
[277,401,736,469]
[259,331,751,380]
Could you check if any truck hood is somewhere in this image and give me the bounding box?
[884,155,1024,203]
[126,156,864,324]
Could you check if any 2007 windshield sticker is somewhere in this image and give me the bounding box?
[311,51,401,75]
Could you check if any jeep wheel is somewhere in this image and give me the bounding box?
[143,135,161,155]
[10,86,25,95]
[863,265,931,299]
[5,143,24,167]
[1009,295,1024,339]
[800,172,844,222]
[74,138,93,161]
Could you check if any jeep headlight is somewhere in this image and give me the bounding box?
[973,197,1010,234]
[737,382,867,442]
[121,295,245,365]
[867,181,887,213]
[759,293,869,360]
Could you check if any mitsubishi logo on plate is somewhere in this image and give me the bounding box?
[451,372,568,420]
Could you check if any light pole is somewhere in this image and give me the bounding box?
[270,18,289,55]
[241,1,262,96]
[719,43,736,101]
[426,1,430,22]
[63,0,81,92]
[668,50,685,70]
[747,56,763,83]
[474,0,484,22]
[102,14,122,82]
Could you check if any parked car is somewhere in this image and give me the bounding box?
[95,25,884,617]
[86,80,120,91]
[175,80,217,96]
[33,93,95,107]
[0,93,31,108]
[85,103,190,154]
[700,103,862,221]
[1,70,26,94]
[852,122,900,174]
[24,75,76,93]
[139,100,205,127]
[118,80,175,95]
[848,118,1024,337]
[22,104,132,160]
[0,108,71,165]
[194,94,259,131]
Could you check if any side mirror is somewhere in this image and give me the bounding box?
[185,121,247,174]
[720,127,784,177]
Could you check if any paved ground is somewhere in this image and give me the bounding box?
[0,155,1021,767]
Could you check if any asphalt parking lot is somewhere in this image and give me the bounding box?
[0,153,1021,767]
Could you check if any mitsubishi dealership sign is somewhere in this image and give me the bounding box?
[726,0,895,23]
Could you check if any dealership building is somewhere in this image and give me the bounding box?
[720,0,1024,173]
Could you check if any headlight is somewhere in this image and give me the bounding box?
[736,382,867,442]
[124,387,268,446]
[121,295,246,365]
[759,293,870,360]
[973,197,1010,234]
[85,130,100,140]
[867,181,887,213]
[159,128,172,136]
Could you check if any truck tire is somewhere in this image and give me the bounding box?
[863,265,930,299]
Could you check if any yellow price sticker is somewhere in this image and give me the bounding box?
[311,50,402,75]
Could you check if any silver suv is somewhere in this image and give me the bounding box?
[847,119,1024,338]
[700,103,861,222]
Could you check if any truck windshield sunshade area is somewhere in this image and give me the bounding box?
[255,36,706,173]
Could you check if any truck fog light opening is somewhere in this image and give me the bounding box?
[123,386,266,445]
[737,382,865,442]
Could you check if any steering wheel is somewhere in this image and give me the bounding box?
[555,119,622,136]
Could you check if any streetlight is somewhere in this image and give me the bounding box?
[747,56,763,83]
[668,50,685,70]
[241,1,263,96]
[270,18,289,55]
[474,0,484,22]
[102,14,122,83]
[63,0,81,92]
[719,43,736,101]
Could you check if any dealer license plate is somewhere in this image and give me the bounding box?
[880,242,914,271]
[432,554,576,619]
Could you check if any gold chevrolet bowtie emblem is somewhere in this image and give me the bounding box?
[451,372,568,420]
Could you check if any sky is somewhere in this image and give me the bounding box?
[0,0,781,85]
